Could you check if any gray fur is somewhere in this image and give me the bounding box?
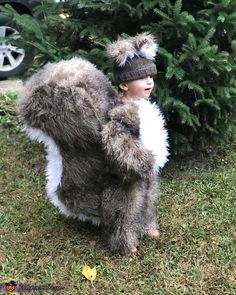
[17,57,167,255]
[106,32,157,66]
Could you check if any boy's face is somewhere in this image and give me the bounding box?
[119,76,154,101]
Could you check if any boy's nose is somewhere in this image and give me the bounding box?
[146,76,153,84]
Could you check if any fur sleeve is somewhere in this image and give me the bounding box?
[101,103,155,182]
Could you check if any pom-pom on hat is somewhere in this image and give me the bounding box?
[106,32,158,84]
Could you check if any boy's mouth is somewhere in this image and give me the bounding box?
[144,88,151,91]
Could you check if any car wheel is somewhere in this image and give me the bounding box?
[0,15,29,79]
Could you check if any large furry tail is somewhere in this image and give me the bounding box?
[17,57,119,147]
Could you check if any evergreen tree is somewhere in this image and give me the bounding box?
[1,0,235,154]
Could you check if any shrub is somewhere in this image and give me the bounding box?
[0,92,18,128]
[1,0,236,154]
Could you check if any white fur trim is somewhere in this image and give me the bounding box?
[22,125,72,216]
[119,51,137,66]
[134,100,169,173]
[118,43,157,66]
[77,214,101,226]
[138,43,158,60]
[22,125,101,226]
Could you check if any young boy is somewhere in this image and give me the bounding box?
[107,31,157,99]
[103,32,169,252]
[18,32,168,255]
[121,73,161,240]
[119,75,155,102]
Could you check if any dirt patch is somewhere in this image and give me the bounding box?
[0,79,23,94]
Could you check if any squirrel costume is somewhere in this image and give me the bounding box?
[17,33,169,254]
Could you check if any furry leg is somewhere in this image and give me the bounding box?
[138,179,159,239]
[101,182,142,255]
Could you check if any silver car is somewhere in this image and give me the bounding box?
[0,0,40,78]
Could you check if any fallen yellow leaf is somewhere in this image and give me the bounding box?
[82,265,97,282]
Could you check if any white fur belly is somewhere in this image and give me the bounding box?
[134,99,169,172]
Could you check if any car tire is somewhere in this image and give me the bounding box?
[0,15,30,79]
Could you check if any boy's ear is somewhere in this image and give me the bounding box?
[119,82,128,91]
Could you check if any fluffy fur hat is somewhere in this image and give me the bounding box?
[106,32,158,84]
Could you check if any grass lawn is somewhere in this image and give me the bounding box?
[0,93,235,294]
